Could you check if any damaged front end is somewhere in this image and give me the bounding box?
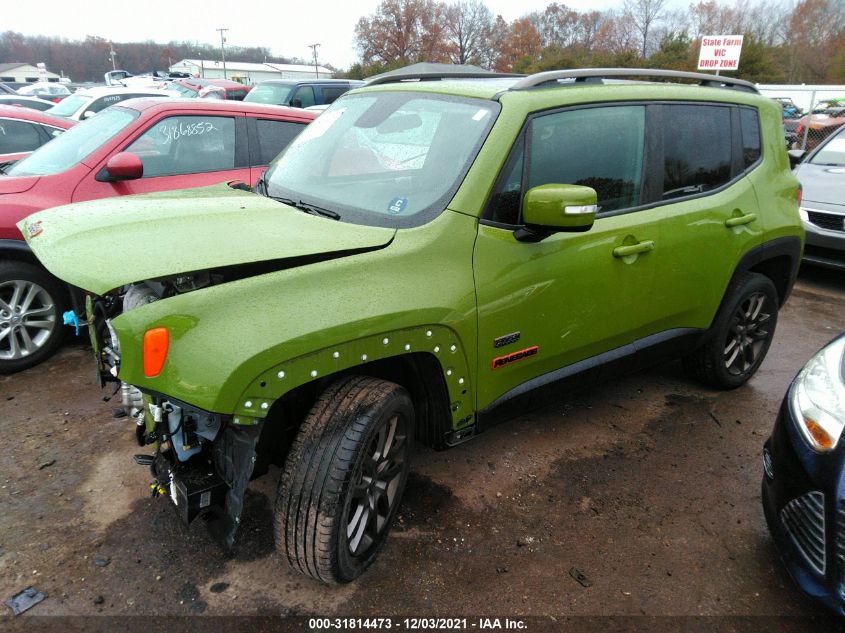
[87,276,262,547]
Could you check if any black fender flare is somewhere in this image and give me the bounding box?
[729,236,802,307]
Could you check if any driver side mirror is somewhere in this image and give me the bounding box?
[516,184,598,242]
[82,110,97,119]
[289,98,303,108]
[101,152,143,182]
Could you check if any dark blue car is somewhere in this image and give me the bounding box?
[762,333,845,613]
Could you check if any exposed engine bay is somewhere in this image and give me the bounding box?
[87,272,262,547]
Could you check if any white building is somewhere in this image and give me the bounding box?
[169,59,334,85]
[0,62,63,83]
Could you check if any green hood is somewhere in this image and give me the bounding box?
[19,183,395,295]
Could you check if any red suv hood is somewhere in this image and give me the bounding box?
[0,175,40,195]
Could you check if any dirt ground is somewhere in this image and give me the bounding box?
[1,266,844,627]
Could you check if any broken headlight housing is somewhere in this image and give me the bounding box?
[790,336,845,452]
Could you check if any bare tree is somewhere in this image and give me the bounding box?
[444,0,495,65]
[577,11,608,53]
[625,0,669,57]
[528,3,581,48]
[595,10,639,55]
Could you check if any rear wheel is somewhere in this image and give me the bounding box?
[0,261,66,374]
[684,272,778,389]
[275,375,413,584]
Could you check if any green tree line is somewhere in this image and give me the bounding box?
[0,32,310,82]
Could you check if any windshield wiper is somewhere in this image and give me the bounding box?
[267,195,341,220]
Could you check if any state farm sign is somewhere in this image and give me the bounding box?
[697,35,744,71]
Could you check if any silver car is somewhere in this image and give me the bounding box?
[794,124,845,269]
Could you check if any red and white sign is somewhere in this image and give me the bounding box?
[697,35,744,71]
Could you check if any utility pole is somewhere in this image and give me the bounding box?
[308,43,320,78]
[108,42,117,70]
[216,28,229,79]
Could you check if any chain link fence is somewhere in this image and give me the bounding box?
[758,85,845,152]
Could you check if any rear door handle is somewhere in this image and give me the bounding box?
[725,213,757,228]
[612,240,655,258]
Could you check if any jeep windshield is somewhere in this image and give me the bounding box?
[263,92,499,228]
[8,107,138,176]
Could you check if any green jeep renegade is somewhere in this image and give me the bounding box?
[20,68,803,584]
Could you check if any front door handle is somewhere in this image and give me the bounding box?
[612,240,655,258]
[725,213,757,228]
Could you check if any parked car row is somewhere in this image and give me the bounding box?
[1,77,365,116]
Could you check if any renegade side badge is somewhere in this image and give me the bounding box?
[493,331,521,348]
[492,346,539,370]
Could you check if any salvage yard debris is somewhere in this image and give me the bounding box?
[5,586,45,615]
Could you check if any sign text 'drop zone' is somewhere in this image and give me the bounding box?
[698,34,744,71]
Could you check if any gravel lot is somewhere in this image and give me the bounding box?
[1,266,844,628]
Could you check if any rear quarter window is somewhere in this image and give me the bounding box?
[739,107,762,168]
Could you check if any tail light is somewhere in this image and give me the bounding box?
[52,97,61,103]
[143,327,169,377]
[796,123,804,135]
[797,183,803,207]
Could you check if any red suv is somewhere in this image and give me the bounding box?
[0,98,315,372]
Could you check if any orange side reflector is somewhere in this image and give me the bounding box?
[143,327,169,377]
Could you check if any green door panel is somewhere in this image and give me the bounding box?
[649,177,763,332]
[473,208,661,411]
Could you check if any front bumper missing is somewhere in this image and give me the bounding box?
[143,395,263,548]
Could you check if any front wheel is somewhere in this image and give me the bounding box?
[275,375,413,584]
[0,261,66,374]
[684,272,779,389]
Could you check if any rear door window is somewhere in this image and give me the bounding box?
[661,105,732,200]
[125,115,237,177]
[255,119,306,165]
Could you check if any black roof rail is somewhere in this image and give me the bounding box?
[367,71,523,86]
[509,68,759,94]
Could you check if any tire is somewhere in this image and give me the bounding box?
[0,261,67,374]
[275,375,414,584]
[684,272,779,390]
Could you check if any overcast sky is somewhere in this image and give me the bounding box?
[3,0,633,71]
